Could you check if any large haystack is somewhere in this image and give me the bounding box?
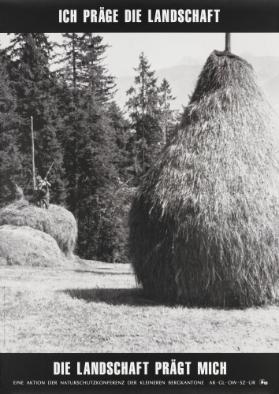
[130,50,279,308]
[0,225,66,267]
[0,200,77,256]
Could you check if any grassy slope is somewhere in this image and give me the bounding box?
[0,261,278,352]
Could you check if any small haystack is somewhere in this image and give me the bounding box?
[0,200,77,256]
[130,50,279,307]
[0,225,66,267]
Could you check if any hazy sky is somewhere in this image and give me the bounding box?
[1,33,279,77]
[96,33,279,76]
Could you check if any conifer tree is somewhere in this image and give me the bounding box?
[7,33,66,203]
[126,52,159,118]
[58,33,115,103]
[103,102,134,263]
[158,78,176,144]
[0,50,22,206]
[57,33,80,90]
[79,33,116,104]
[58,33,123,260]
[126,52,162,182]
[107,102,131,182]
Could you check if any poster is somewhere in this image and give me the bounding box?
[0,0,278,393]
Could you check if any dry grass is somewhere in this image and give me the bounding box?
[130,51,279,307]
[0,225,67,267]
[0,200,77,256]
[0,263,278,352]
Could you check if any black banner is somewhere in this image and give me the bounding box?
[0,0,279,32]
[0,354,278,393]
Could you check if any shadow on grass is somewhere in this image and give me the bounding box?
[63,288,160,306]
[74,269,133,276]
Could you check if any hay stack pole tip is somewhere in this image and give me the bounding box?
[225,32,231,52]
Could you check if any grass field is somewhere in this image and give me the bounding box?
[0,261,278,352]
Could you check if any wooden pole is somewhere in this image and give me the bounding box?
[31,116,36,190]
[225,33,231,52]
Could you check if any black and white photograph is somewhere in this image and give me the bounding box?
[0,31,279,354]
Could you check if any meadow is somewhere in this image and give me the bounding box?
[1,261,278,352]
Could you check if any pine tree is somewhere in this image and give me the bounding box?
[7,33,66,203]
[56,33,80,90]
[126,52,159,118]
[107,102,131,182]
[126,52,162,182]
[78,33,116,103]
[0,50,22,206]
[58,33,115,103]
[104,102,135,263]
[158,78,176,144]
[58,33,122,260]
[74,96,119,259]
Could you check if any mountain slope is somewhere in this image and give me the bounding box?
[116,54,279,113]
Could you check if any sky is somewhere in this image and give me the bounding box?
[1,33,279,78]
[95,33,279,76]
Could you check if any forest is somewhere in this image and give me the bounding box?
[0,33,178,263]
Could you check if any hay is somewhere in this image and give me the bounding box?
[0,200,77,256]
[129,50,279,308]
[0,225,67,267]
